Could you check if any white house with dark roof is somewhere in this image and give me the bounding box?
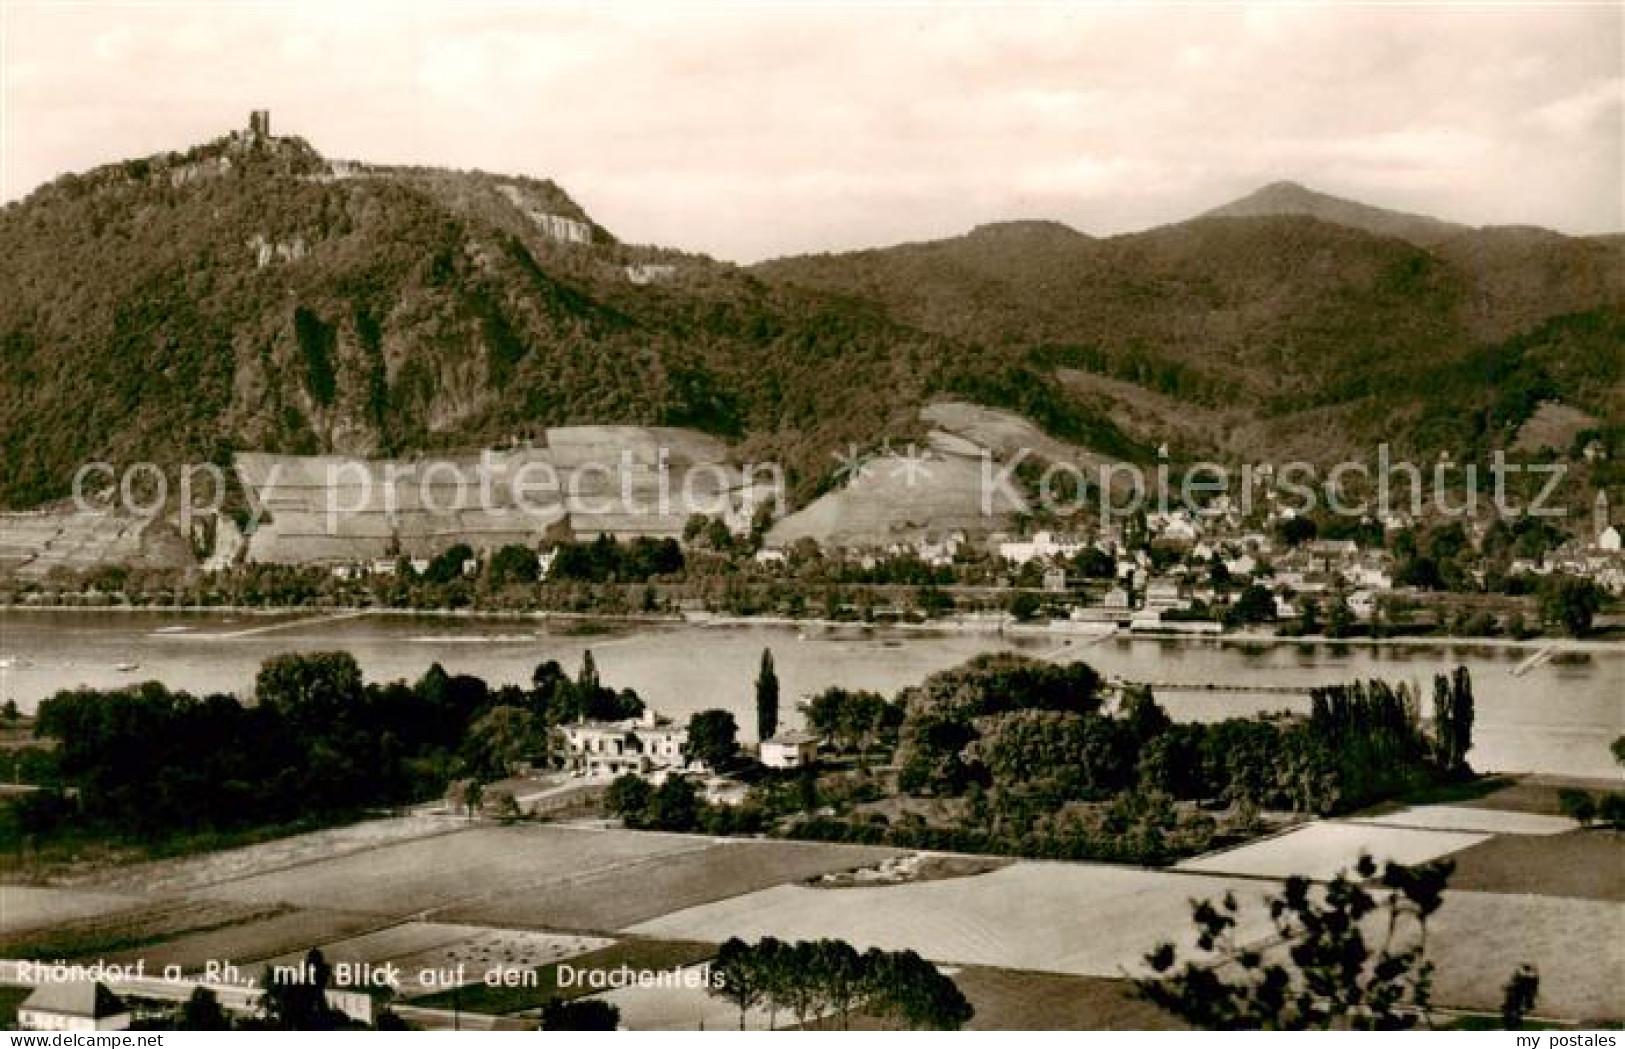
[17,982,131,1031]
[759,730,819,769]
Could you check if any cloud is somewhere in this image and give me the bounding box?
[3,2,1619,261]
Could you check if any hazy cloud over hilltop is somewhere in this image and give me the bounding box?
[3,1,1620,261]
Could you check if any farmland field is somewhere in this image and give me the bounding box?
[257,923,611,995]
[1175,821,1487,880]
[0,897,285,961]
[629,862,1276,977]
[946,968,1182,1031]
[196,825,710,916]
[102,908,390,971]
[1348,806,1577,836]
[1446,830,1625,902]
[5,814,1617,1026]
[407,938,716,1014]
[85,815,468,894]
[1442,775,1621,818]
[442,839,899,932]
[1429,891,1625,1022]
[0,886,141,932]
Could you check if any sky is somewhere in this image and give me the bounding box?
[2,1,1620,262]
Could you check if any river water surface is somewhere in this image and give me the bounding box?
[1,610,1619,778]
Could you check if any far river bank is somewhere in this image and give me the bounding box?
[4,602,1623,653]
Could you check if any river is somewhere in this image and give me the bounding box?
[1,610,1620,778]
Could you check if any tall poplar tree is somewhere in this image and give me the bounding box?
[756,648,780,741]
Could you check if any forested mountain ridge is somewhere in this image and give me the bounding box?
[1,120,1618,512]
[2,119,1135,509]
[755,188,1625,465]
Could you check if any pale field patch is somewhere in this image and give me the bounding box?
[83,815,468,894]
[1429,891,1625,1022]
[103,909,388,971]
[1347,806,1578,836]
[1175,822,1487,880]
[257,922,610,994]
[195,825,710,916]
[442,839,898,933]
[630,862,1275,977]
[766,454,1023,548]
[0,886,138,931]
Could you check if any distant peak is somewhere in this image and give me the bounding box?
[964,219,1089,240]
[1225,181,1344,209]
[1201,180,1470,246]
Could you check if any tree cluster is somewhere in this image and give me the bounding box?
[11,648,644,846]
[710,936,973,1030]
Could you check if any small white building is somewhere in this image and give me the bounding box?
[1348,559,1394,591]
[1156,515,1200,544]
[759,730,819,769]
[1598,526,1621,553]
[1144,579,1187,612]
[1101,586,1133,610]
[18,983,131,1032]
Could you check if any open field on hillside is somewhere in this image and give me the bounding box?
[258,923,610,995]
[1430,892,1625,1022]
[1385,774,1622,819]
[1175,822,1487,880]
[196,825,710,916]
[0,510,185,578]
[237,426,742,561]
[103,908,389,971]
[1451,776,1623,817]
[1447,830,1625,902]
[440,839,899,933]
[1348,805,1577,836]
[8,817,1617,1024]
[1244,883,1625,1023]
[922,401,1118,469]
[85,815,468,894]
[0,886,140,932]
[1513,401,1599,454]
[766,453,1023,548]
[0,896,283,960]
[630,862,1275,977]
